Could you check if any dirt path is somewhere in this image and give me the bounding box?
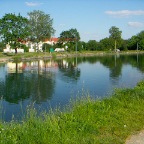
[126,130,144,144]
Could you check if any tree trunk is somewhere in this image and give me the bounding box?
[15,48,17,54]
[115,40,117,52]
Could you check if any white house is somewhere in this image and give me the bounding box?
[3,44,24,53]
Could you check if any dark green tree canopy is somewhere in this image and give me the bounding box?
[109,26,122,50]
[27,10,55,42]
[86,40,98,51]
[109,26,122,40]
[0,13,30,49]
[137,31,144,50]
[128,30,144,50]
[128,35,138,50]
[59,28,80,43]
[99,38,113,51]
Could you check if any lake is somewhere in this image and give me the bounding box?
[0,53,144,121]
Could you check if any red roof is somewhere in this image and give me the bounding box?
[44,37,59,43]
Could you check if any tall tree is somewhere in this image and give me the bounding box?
[27,10,55,43]
[109,26,122,51]
[59,28,80,51]
[59,28,80,42]
[0,13,30,53]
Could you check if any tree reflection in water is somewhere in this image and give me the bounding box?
[0,54,144,121]
[0,60,56,104]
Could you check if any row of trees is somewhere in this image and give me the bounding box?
[0,10,143,53]
[58,26,144,52]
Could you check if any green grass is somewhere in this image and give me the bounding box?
[1,51,144,62]
[0,82,144,144]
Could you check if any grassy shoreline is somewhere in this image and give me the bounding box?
[0,50,144,62]
[0,81,144,144]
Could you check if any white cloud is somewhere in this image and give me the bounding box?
[128,22,144,27]
[25,2,43,7]
[59,24,66,27]
[105,10,144,17]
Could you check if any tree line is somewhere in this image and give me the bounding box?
[0,10,143,53]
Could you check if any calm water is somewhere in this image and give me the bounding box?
[0,54,144,121]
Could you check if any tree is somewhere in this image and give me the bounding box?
[27,10,55,43]
[120,39,128,51]
[80,41,87,51]
[127,35,138,50]
[42,43,53,52]
[86,40,98,51]
[137,31,144,50]
[109,26,122,51]
[0,13,30,53]
[99,37,113,51]
[59,28,80,42]
[0,41,5,52]
[59,28,80,51]
[128,31,144,50]
[69,28,80,41]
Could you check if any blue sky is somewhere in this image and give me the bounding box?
[0,0,144,42]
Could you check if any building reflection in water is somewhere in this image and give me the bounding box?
[6,58,79,74]
[6,59,59,74]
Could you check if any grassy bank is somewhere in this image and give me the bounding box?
[0,50,144,62]
[0,81,144,144]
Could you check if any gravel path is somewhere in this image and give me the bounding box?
[126,130,144,144]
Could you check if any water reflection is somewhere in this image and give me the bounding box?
[0,58,81,104]
[0,54,144,121]
[58,58,80,82]
[1,60,56,104]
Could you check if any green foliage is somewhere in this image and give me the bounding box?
[109,26,122,51]
[59,28,80,42]
[53,42,63,48]
[136,80,144,88]
[120,40,128,51]
[137,31,144,50]
[109,26,122,40]
[0,41,5,52]
[76,41,83,51]
[127,35,138,50]
[86,40,98,51]
[42,43,53,52]
[0,13,30,51]
[127,31,144,50]
[99,37,114,51]
[21,44,29,52]
[80,41,87,51]
[27,10,55,43]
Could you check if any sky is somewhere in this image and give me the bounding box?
[0,0,144,42]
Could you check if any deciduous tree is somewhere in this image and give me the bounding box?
[27,10,55,43]
[109,26,122,51]
[99,38,113,51]
[86,40,98,51]
[59,28,80,42]
[0,13,30,53]
[59,28,80,51]
[137,30,144,50]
